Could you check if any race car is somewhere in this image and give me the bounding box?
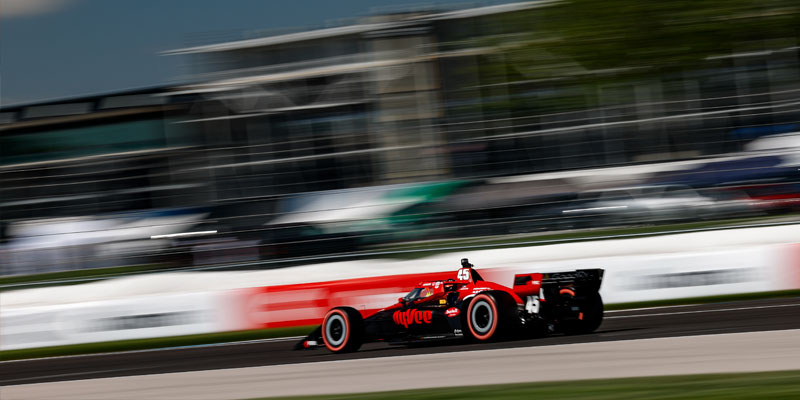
[297,258,604,353]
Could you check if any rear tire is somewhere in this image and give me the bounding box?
[321,307,363,353]
[563,293,603,335]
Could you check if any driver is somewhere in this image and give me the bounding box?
[459,258,485,282]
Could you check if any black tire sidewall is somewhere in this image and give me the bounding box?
[583,293,604,332]
[563,293,603,335]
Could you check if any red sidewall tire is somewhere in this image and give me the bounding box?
[467,293,499,341]
[322,309,351,352]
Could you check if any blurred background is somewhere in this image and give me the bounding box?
[2,0,800,277]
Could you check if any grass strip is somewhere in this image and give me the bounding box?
[254,370,800,400]
[0,264,166,288]
[0,325,316,362]
[371,215,797,259]
[605,289,800,310]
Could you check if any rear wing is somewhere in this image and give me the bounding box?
[514,269,603,299]
[541,269,603,299]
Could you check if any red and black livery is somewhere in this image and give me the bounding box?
[297,258,604,353]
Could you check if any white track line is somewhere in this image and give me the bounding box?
[604,303,800,319]
[605,303,702,313]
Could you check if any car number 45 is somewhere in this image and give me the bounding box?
[525,296,540,314]
[457,268,471,280]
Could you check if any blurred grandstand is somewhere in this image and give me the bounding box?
[2,1,800,276]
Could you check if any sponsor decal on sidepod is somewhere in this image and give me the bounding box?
[393,309,433,328]
[445,307,460,318]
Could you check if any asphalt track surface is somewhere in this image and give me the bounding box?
[8,329,800,400]
[3,296,800,388]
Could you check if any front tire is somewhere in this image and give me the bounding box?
[321,307,363,353]
[465,293,511,341]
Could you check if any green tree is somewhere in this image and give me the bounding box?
[511,0,800,82]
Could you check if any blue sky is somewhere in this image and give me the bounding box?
[0,0,514,107]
